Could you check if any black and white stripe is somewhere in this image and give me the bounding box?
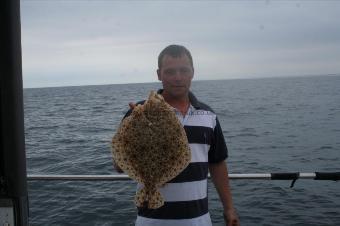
[138,197,208,219]
[136,90,228,226]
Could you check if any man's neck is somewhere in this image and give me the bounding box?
[162,92,190,116]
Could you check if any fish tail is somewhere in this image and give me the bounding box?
[147,189,164,209]
[135,187,164,209]
[135,187,149,208]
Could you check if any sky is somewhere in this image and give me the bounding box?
[21,0,340,88]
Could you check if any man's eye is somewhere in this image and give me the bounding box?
[164,69,176,76]
[164,67,191,76]
[180,68,190,74]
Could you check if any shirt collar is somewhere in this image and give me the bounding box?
[157,89,201,109]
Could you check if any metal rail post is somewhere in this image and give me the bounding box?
[0,0,29,225]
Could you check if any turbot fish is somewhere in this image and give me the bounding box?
[112,91,191,209]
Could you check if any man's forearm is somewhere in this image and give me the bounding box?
[209,161,234,210]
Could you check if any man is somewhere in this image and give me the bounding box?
[115,45,239,226]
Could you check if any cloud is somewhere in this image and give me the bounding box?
[21,1,340,88]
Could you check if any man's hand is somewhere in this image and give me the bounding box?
[224,208,240,226]
[113,161,123,173]
[128,102,136,109]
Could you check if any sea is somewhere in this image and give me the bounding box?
[24,75,340,226]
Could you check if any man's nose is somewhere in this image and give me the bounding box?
[173,70,182,80]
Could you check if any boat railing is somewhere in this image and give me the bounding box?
[27,172,340,188]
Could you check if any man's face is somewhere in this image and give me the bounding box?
[157,54,194,99]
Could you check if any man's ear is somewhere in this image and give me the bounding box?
[157,69,161,81]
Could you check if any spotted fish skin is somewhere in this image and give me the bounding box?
[112,91,191,209]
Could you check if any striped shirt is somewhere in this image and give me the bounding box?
[124,90,228,226]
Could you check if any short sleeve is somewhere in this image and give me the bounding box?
[122,100,145,119]
[208,117,228,163]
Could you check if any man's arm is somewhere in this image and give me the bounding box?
[209,160,240,226]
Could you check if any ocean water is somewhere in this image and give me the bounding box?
[24,75,340,226]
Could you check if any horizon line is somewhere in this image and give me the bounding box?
[23,73,340,90]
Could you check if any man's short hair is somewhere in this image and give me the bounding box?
[158,44,193,69]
